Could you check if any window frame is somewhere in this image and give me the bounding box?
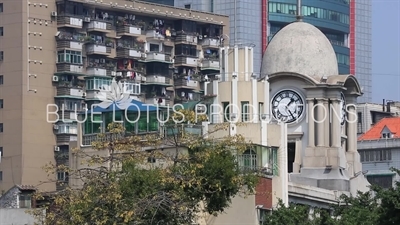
[0,27,3,36]
[0,75,3,85]
[57,50,82,64]
[0,123,3,132]
[0,3,3,13]
[0,99,3,108]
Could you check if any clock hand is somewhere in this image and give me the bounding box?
[285,106,295,119]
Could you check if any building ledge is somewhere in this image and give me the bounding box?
[288,182,349,205]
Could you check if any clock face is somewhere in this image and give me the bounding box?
[340,92,346,125]
[271,90,304,123]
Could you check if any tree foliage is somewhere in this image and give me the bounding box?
[31,113,259,225]
[263,168,400,225]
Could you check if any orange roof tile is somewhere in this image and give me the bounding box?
[358,117,400,141]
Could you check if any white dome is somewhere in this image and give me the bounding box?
[261,22,339,81]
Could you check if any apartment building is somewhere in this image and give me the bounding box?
[0,0,228,192]
[357,100,400,136]
[358,117,400,188]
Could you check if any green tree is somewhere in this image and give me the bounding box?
[263,168,400,225]
[30,120,259,225]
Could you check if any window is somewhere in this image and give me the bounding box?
[0,3,3,13]
[57,124,77,134]
[57,50,82,64]
[241,101,250,122]
[240,150,257,171]
[122,82,140,95]
[222,102,230,122]
[19,193,32,208]
[0,99,2,108]
[0,171,2,181]
[0,123,3,132]
[259,102,264,120]
[0,27,3,36]
[175,44,197,57]
[0,75,3,84]
[149,43,160,52]
[0,147,2,157]
[360,149,392,162]
[337,53,350,65]
[268,2,349,24]
[357,112,362,134]
[184,4,191,9]
[57,171,69,181]
[367,175,393,189]
[382,133,392,139]
[85,77,111,90]
[0,51,3,61]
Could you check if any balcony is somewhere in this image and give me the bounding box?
[146,30,165,40]
[56,64,84,75]
[145,52,171,62]
[201,59,220,70]
[57,16,83,29]
[145,97,172,107]
[87,20,112,33]
[56,85,84,98]
[116,48,143,59]
[143,75,171,85]
[174,56,198,67]
[86,44,111,56]
[57,40,84,50]
[116,24,142,37]
[202,38,221,48]
[86,67,112,77]
[175,34,198,45]
[174,79,198,89]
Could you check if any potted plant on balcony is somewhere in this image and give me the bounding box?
[105,38,113,47]
[83,36,93,43]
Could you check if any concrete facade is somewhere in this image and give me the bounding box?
[0,0,229,192]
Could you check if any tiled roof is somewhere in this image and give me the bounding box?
[358,117,400,141]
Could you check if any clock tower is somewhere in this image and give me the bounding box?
[261,20,369,193]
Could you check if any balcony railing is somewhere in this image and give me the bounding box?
[57,40,84,50]
[175,34,198,45]
[144,75,171,85]
[145,52,171,62]
[174,79,198,89]
[56,64,84,74]
[86,67,112,77]
[146,30,165,40]
[201,59,220,69]
[116,48,143,58]
[87,20,112,32]
[174,56,198,67]
[116,24,142,36]
[56,86,84,97]
[86,44,112,55]
[202,38,221,48]
[57,16,83,28]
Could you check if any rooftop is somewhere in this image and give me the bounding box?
[358,117,400,141]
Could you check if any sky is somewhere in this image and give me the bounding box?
[371,0,400,103]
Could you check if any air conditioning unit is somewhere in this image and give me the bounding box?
[52,76,59,82]
[84,17,91,22]
[141,53,147,58]
[82,92,87,98]
[53,124,59,130]
[111,71,117,76]
[51,11,57,17]
[116,72,122,76]
[100,59,106,63]
[54,146,60,152]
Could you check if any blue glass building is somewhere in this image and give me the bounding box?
[267,0,350,75]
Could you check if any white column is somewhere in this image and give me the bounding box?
[316,99,325,147]
[244,46,249,81]
[307,99,315,147]
[251,77,258,123]
[331,100,341,147]
[231,74,238,122]
[223,47,229,81]
[323,99,330,147]
[347,104,357,152]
